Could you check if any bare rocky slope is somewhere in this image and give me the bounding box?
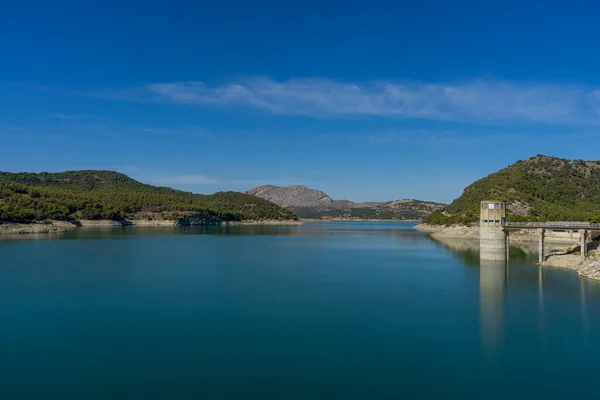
[247,185,444,220]
[247,185,336,209]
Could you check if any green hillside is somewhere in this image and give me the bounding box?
[424,155,600,225]
[294,199,444,220]
[0,170,298,223]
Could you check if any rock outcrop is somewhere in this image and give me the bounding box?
[0,221,76,235]
[579,257,600,280]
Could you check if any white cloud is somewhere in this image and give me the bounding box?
[95,77,600,124]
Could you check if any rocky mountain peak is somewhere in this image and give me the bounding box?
[246,185,334,209]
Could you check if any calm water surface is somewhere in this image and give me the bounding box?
[1,222,600,399]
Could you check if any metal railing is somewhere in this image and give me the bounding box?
[502,221,600,229]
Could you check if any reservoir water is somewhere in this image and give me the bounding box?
[1,222,599,399]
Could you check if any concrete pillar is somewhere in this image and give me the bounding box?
[580,229,587,262]
[481,227,508,261]
[538,228,545,263]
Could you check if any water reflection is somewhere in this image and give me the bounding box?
[0,232,67,242]
[581,279,589,339]
[479,260,507,353]
[432,236,600,353]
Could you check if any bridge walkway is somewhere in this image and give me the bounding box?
[502,221,600,230]
[500,221,599,263]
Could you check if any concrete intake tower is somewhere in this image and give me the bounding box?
[480,201,508,261]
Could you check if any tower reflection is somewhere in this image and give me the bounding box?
[430,235,594,353]
[479,260,507,354]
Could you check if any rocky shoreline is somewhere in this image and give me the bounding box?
[228,220,303,225]
[301,218,420,222]
[0,217,303,236]
[415,223,479,238]
[0,221,77,235]
[542,248,600,281]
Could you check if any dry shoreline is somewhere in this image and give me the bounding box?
[226,220,303,226]
[0,218,417,236]
[0,219,304,236]
[301,218,420,222]
[541,251,600,281]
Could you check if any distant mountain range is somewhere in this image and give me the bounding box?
[247,185,444,220]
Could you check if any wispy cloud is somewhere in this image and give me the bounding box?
[227,179,271,185]
[227,178,311,187]
[141,125,215,139]
[48,113,101,120]
[147,175,218,185]
[363,131,416,144]
[118,166,218,186]
[51,113,79,120]
[360,128,541,149]
[122,167,309,188]
[91,77,600,125]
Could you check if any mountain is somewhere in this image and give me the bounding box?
[247,185,336,209]
[247,185,444,220]
[0,170,298,223]
[424,155,600,226]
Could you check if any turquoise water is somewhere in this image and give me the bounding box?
[1,222,600,399]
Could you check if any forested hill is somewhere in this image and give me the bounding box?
[0,170,298,223]
[424,155,600,226]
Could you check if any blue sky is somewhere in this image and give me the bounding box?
[2,0,600,203]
